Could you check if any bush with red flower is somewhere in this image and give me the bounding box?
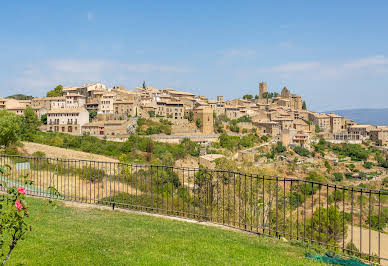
[0,165,31,264]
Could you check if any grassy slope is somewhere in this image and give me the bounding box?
[7,198,321,266]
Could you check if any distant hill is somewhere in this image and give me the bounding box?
[327,108,388,126]
[6,94,33,100]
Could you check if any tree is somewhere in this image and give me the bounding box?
[306,206,348,243]
[196,118,202,129]
[302,100,307,110]
[20,107,41,141]
[46,85,63,97]
[40,113,47,125]
[0,110,21,147]
[6,94,33,100]
[242,94,253,100]
[88,110,97,122]
[187,111,194,122]
[142,81,146,89]
[274,141,286,153]
[315,124,322,133]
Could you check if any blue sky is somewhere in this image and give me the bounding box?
[0,1,387,111]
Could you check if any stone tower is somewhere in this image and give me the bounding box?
[193,106,214,134]
[259,82,267,99]
[281,86,291,98]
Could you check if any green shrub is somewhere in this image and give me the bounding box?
[380,160,388,169]
[382,177,388,187]
[195,118,201,129]
[324,160,332,172]
[32,151,46,158]
[274,141,286,154]
[293,146,310,157]
[289,192,305,209]
[363,161,374,169]
[261,135,269,142]
[306,205,348,243]
[79,166,105,182]
[333,172,343,182]
[346,242,359,256]
[331,144,369,161]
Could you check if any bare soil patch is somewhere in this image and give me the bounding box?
[22,142,118,163]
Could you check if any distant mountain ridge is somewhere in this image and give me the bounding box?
[326,108,388,126]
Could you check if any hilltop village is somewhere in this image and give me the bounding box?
[1,81,388,193]
[1,81,387,147]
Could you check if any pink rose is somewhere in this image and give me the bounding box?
[15,200,23,211]
[17,187,26,195]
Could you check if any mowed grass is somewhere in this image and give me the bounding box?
[7,197,321,265]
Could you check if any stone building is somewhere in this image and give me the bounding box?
[328,113,345,134]
[277,98,291,108]
[193,106,214,134]
[225,106,246,120]
[113,99,138,117]
[65,94,86,108]
[82,120,132,136]
[63,82,107,100]
[50,97,66,109]
[308,112,331,132]
[98,93,116,114]
[272,117,293,130]
[369,126,388,146]
[290,94,303,110]
[32,97,64,110]
[47,107,89,134]
[4,99,31,116]
[156,101,184,119]
[254,121,281,136]
[166,89,195,99]
[104,120,132,136]
[292,119,311,132]
[81,121,105,135]
[281,87,291,98]
[348,125,375,138]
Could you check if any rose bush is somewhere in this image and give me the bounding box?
[0,165,31,265]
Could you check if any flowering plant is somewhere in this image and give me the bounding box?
[0,165,31,265]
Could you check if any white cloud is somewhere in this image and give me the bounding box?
[342,55,388,70]
[87,11,93,21]
[278,41,293,49]
[260,62,320,73]
[218,49,257,57]
[8,59,194,95]
[254,55,388,80]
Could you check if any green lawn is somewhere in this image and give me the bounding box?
[6,197,321,265]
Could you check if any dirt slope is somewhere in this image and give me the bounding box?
[22,142,118,163]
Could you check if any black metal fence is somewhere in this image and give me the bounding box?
[0,154,387,263]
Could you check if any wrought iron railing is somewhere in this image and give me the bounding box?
[0,154,387,263]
